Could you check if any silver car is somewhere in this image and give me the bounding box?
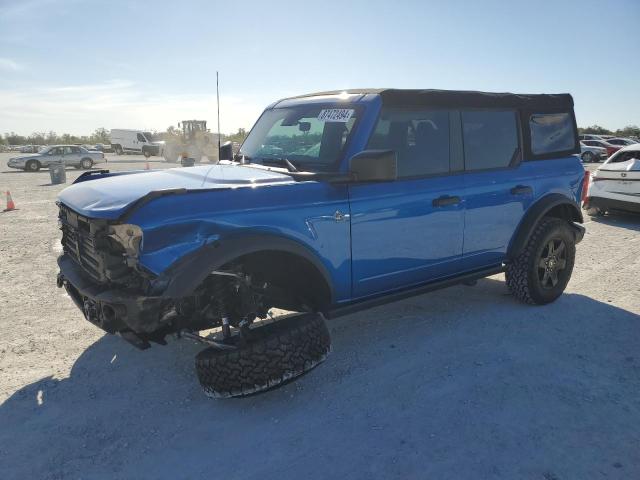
[7,145,105,172]
[579,142,607,163]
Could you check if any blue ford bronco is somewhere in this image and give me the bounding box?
[56,89,586,397]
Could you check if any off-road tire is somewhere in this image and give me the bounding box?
[195,312,331,398]
[506,217,576,305]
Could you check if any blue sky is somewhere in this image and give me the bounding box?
[0,0,638,136]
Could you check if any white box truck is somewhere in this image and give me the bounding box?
[110,129,163,157]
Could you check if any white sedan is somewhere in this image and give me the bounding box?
[584,144,640,216]
[7,145,105,172]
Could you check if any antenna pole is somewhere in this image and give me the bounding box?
[216,71,221,153]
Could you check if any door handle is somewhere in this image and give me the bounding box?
[510,185,533,195]
[433,195,461,207]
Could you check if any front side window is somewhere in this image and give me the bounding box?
[462,110,518,170]
[136,133,146,142]
[63,146,73,155]
[366,108,450,177]
[530,113,576,155]
[240,105,359,171]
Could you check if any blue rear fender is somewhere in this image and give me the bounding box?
[126,181,352,304]
[506,157,585,259]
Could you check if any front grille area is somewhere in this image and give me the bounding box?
[59,203,129,284]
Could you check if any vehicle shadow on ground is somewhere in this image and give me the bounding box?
[2,278,639,479]
[588,211,640,231]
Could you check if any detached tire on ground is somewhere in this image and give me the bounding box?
[506,217,576,305]
[195,312,331,398]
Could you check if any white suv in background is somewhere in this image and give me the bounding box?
[584,144,640,216]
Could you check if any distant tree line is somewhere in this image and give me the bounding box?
[578,125,640,137]
[1,128,110,146]
[0,127,250,146]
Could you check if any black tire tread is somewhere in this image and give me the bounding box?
[505,217,574,305]
[195,313,331,398]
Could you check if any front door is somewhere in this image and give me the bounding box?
[349,108,465,298]
[42,146,63,166]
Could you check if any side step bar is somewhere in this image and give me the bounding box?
[326,265,505,319]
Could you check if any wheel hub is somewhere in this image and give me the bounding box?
[538,239,567,289]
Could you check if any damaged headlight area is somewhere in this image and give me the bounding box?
[58,203,151,290]
[108,223,143,267]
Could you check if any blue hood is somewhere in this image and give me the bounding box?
[57,164,294,219]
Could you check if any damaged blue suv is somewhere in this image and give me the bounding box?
[56,89,586,397]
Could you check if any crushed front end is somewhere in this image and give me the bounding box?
[56,202,171,348]
[55,201,276,350]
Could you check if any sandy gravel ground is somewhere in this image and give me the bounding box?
[0,153,638,480]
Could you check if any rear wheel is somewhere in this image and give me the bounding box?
[506,218,576,305]
[195,312,331,398]
[25,160,40,172]
[80,158,93,169]
[581,151,595,163]
[114,145,123,155]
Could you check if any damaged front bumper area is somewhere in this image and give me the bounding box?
[57,254,169,349]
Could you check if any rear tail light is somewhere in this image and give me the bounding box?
[581,170,590,203]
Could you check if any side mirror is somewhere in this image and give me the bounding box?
[349,149,397,182]
[219,141,233,161]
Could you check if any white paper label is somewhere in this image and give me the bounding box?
[317,109,354,122]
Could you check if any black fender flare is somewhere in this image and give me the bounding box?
[507,193,584,260]
[153,233,334,302]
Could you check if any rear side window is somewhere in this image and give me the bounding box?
[366,108,450,177]
[462,110,518,170]
[530,113,575,155]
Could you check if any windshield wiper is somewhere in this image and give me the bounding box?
[259,157,299,172]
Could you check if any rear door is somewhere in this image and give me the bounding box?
[349,108,466,298]
[61,146,78,165]
[68,146,83,165]
[461,110,534,269]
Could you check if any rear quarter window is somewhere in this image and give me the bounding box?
[462,110,518,170]
[530,113,575,155]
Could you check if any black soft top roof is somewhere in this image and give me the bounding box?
[291,88,574,110]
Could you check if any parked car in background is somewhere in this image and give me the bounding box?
[584,144,640,216]
[606,137,638,147]
[581,139,621,157]
[93,143,113,153]
[110,129,162,157]
[579,142,607,162]
[7,145,105,171]
[579,134,604,142]
[20,145,42,153]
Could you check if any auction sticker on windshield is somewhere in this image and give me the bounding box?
[318,109,354,122]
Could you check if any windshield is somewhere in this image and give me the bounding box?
[239,105,360,171]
